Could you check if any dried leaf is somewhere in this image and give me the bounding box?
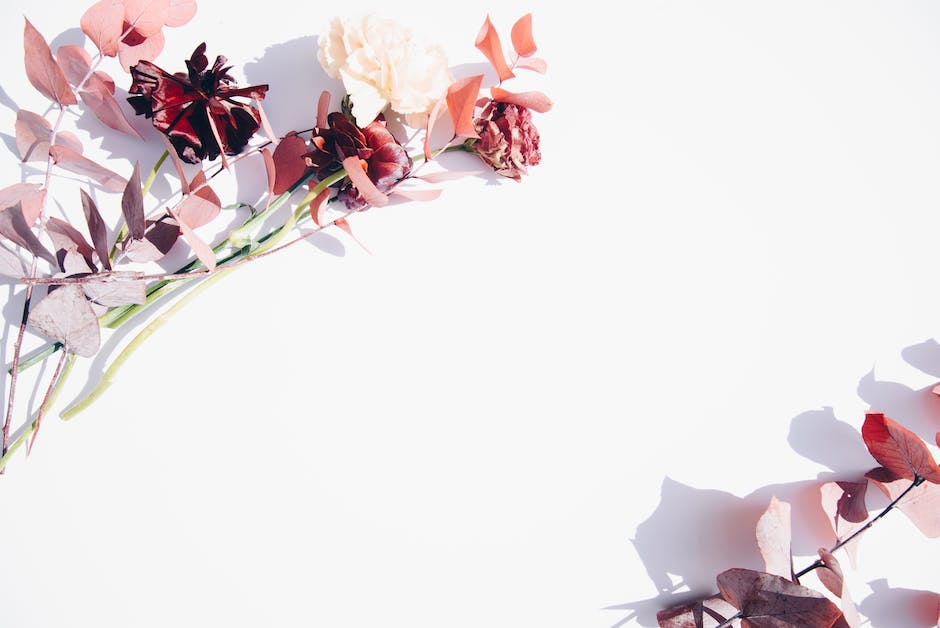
[341,156,388,207]
[756,496,792,579]
[50,145,127,192]
[446,75,484,139]
[862,412,940,483]
[56,45,93,86]
[46,217,95,269]
[165,0,197,27]
[515,56,548,74]
[819,482,866,569]
[390,188,443,202]
[308,187,330,227]
[83,274,146,307]
[15,110,82,163]
[81,0,124,57]
[261,147,276,207]
[510,13,537,57]
[657,595,737,628]
[416,170,483,183]
[0,203,56,265]
[0,241,30,278]
[818,550,861,627]
[475,15,514,82]
[866,467,940,537]
[716,568,842,628]
[27,284,100,357]
[121,162,145,240]
[167,207,215,271]
[118,28,164,71]
[176,170,221,228]
[0,182,45,225]
[80,190,111,271]
[490,86,553,113]
[122,214,178,262]
[80,74,142,138]
[159,133,190,195]
[24,18,77,106]
[272,132,309,195]
[423,95,447,161]
[123,0,170,38]
[317,90,331,129]
[59,250,94,276]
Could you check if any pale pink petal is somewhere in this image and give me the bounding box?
[177,170,221,228]
[475,16,514,82]
[756,496,792,579]
[167,207,215,271]
[341,156,388,207]
[510,14,537,57]
[24,19,77,106]
[490,86,552,113]
[446,75,484,139]
[80,0,124,57]
[122,0,170,38]
[165,0,197,26]
[515,57,547,74]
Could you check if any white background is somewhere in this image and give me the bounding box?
[1,1,940,626]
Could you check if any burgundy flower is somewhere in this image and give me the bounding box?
[472,100,541,181]
[304,112,412,209]
[128,43,268,164]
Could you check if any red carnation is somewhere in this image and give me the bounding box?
[472,100,541,181]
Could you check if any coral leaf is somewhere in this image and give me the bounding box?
[272,132,309,195]
[756,496,792,579]
[80,0,124,57]
[123,0,170,38]
[446,75,484,139]
[167,207,215,271]
[80,74,142,138]
[118,29,164,72]
[83,274,147,307]
[475,15,514,81]
[28,284,100,357]
[717,569,842,627]
[165,0,197,27]
[121,162,146,240]
[122,214,178,262]
[0,182,45,225]
[391,188,443,202]
[510,14,537,57]
[50,145,127,192]
[862,413,940,482]
[317,90,331,129]
[0,203,55,265]
[80,190,111,270]
[341,156,388,207]
[308,187,330,227]
[177,171,221,228]
[24,19,77,106]
[866,467,940,538]
[55,45,93,87]
[490,86,553,113]
[515,56,548,74]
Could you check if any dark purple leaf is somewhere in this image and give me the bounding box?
[23,18,77,106]
[835,481,869,524]
[122,214,179,262]
[121,161,145,240]
[27,284,100,357]
[80,190,111,271]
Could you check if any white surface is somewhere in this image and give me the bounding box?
[1,1,940,627]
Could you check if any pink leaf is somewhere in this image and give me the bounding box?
[755,496,792,579]
[416,170,482,183]
[341,156,388,207]
[423,94,447,161]
[15,110,82,162]
[515,56,548,74]
[261,147,276,208]
[716,568,842,627]
[81,0,124,57]
[0,203,56,266]
[28,284,100,357]
[0,182,45,225]
[46,217,95,267]
[317,90,331,129]
[510,14,537,57]
[390,188,443,202]
[159,133,190,194]
[165,0,197,26]
[866,467,940,538]
[446,75,484,139]
[657,595,737,627]
[121,162,145,240]
[122,214,178,262]
[123,0,170,38]
[83,274,146,307]
[0,241,30,278]
[272,132,309,195]
[167,207,215,271]
[118,29,164,72]
[177,170,221,228]
[256,99,276,142]
[50,145,127,192]
[819,482,866,569]
[24,19,77,106]
[308,187,330,227]
[817,550,861,628]
[862,412,940,483]
[475,15,514,82]
[80,74,142,138]
[490,86,553,113]
[332,217,371,254]
[80,190,111,270]
[56,45,93,86]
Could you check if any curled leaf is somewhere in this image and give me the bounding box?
[717,568,842,627]
[81,0,124,57]
[27,284,100,357]
[510,14,537,57]
[341,156,388,207]
[475,16,514,82]
[50,145,127,192]
[862,412,940,483]
[308,187,330,227]
[317,90,331,129]
[446,75,484,139]
[490,86,553,113]
[756,496,792,579]
[24,18,77,106]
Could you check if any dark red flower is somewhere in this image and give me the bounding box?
[128,43,268,164]
[304,112,412,209]
[472,100,541,181]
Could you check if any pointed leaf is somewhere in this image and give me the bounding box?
[390,188,443,202]
[28,284,100,357]
[817,550,861,628]
[83,274,146,307]
[341,156,388,207]
[308,187,330,227]
[159,133,190,194]
[317,90,331,129]
[423,94,447,161]
[261,147,276,205]
[121,162,145,240]
[272,132,309,195]
[177,170,221,228]
[167,207,215,271]
[81,0,124,57]
[123,0,170,38]
[80,74,142,138]
[56,45,93,86]
[490,86,553,113]
[80,190,111,271]
[122,214,178,262]
[46,217,95,269]
[16,110,83,162]
[515,56,548,74]
[717,568,842,628]
[756,496,792,579]
[510,14,537,57]
[165,0,197,26]
[0,203,56,265]
[866,467,940,537]
[50,145,127,192]
[475,16,514,81]
[862,412,940,482]
[24,18,77,106]
[0,182,45,225]
[446,75,484,139]
[416,170,483,183]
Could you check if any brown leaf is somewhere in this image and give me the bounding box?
[83,274,146,307]
[177,171,220,228]
[46,217,95,269]
[80,74,142,138]
[167,207,215,271]
[272,132,309,195]
[80,190,112,271]
[24,18,77,106]
[165,0,197,26]
[717,568,842,627]
[27,284,100,357]
[756,496,792,579]
[123,0,170,38]
[0,202,56,265]
[866,467,940,538]
[121,162,145,240]
[490,86,553,113]
[50,145,127,192]
[341,156,388,207]
[657,595,737,627]
[0,182,45,225]
[862,413,940,483]
[510,13,537,57]
[446,75,484,139]
[817,550,861,627]
[122,214,178,262]
[81,0,124,57]
[15,110,83,163]
[475,15,514,82]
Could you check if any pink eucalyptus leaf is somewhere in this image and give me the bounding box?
[123,0,170,38]
[510,13,537,57]
[0,202,55,266]
[50,145,127,192]
[819,482,866,569]
[93,71,116,94]
[423,94,447,161]
[24,19,77,106]
[118,29,164,72]
[121,162,145,240]
[28,284,100,357]
[416,170,482,183]
[167,207,215,271]
[46,217,95,268]
[716,568,842,628]
[80,74,142,138]
[177,170,221,228]
[866,466,940,538]
[55,45,93,86]
[756,496,792,579]
[272,132,309,195]
[475,15,514,81]
[80,189,111,270]
[490,86,552,113]
[165,0,197,26]
[446,75,484,139]
[80,0,124,57]
[83,274,146,307]
[16,110,82,162]
[515,56,548,74]
[0,182,45,225]
[59,249,94,276]
[390,188,443,202]
[342,156,388,207]
[122,214,178,262]
[308,187,330,227]
[317,90,331,129]
[862,412,940,483]
[0,241,29,278]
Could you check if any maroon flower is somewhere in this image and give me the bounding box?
[472,100,541,181]
[304,112,412,209]
[128,43,268,164]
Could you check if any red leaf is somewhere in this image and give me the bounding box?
[177,170,221,228]
[0,202,56,266]
[515,56,548,74]
[866,467,940,538]
[317,90,331,129]
[24,19,77,106]
[717,568,842,627]
[446,75,484,139]
[123,0,170,38]
[80,190,111,270]
[272,132,309,195]
[15,110,83,162]
[118,28,164,71]
[862,412,940,482]
[490,86,553,113]
[81,0,124,57]
[50,145,127,192]
[755,496,792,579]
[80,74,142,137]
[56,45,93,87]
[121,162,145,240]
[341,156,388,207]
[475,16,514,82]
[165,0,197,27]
[122,214,178,262]
[167,207,215,271]
[27,284,100,357]
[510,14,537,57]
[0,182,45,225]
[308,187,330,227]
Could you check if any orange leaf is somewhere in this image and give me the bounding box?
[308,187,330,227]
[446,75,483,139]
[475,15,514,82]
[341,156,388,207]
[80,0,124,57]
[490,86,552,113]
[510,14,537,57]
[24,19,77,106]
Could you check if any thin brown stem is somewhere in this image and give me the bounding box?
[26,348,68,455]
[2,262,37,471]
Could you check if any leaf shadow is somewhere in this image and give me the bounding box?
[859,579,940,628]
